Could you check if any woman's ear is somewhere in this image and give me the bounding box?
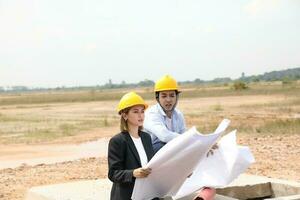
[121,113,128,121]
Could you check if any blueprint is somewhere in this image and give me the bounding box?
[132,119,253,200]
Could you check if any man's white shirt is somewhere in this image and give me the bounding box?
[143,103,186,152]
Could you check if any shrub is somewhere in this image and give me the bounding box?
[232,81,248,90]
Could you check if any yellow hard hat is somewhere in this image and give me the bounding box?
[154,75,179,92]
[117,92,148,114]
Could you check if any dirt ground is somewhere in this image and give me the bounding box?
[0,95,299,200]
[0,157,108,200]
[1,132,299,200]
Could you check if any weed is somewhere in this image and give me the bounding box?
[211,104,223,111]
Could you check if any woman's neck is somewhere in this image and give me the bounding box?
[127,124,139,138]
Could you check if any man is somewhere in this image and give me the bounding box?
[143,75,185,153]
[143,75,216,200]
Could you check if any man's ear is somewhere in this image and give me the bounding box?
[155,92,160,101]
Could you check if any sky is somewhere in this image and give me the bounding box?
[0,0,299,87]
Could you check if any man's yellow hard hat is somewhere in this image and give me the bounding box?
[117,92,148,114]
[154,75,179,92]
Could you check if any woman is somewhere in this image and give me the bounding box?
[108,92,158,200]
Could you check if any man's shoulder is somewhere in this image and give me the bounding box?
[174,108,184,117]
[145,104,161,114]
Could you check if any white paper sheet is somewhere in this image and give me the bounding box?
[173,130,255,199]
[131,119,231,200]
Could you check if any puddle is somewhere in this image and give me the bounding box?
[0,138,109,169]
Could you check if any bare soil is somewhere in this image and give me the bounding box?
[0,95,299,200]
[1,131,299,200]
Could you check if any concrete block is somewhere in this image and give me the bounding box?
[26,179,112,200]
[266,194,300,200]
[26,175,300,200]
[217,174,300,200]
[26,179,237,200]
[217,182,272,199]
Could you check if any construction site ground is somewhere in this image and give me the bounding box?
[1,90,299,200]
[1,131,299,200]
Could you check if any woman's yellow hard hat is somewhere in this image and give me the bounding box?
[154,75,179,92]
[117,92,148,114]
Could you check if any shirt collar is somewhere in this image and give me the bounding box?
[156,103,167,116]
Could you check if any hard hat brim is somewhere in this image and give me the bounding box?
[154,88,180,92]
[118,103,148,114]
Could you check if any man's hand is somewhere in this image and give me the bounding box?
[206,143,219,157]
[193,187,216,200]
[133,168,152,178]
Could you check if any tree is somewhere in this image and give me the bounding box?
[138,79,155,87]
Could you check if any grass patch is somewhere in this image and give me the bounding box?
[0,116,118,144]
[0,114,21,122]
[0,115,44,123]
[59,124,77,136]
[238,96,300,110]
[0,82,300,106]
[24,128,58,142]
[102,117,109,127]
[196,119,227,134]
[194,117,300,136]
[0,91,124,106]
[211,104,223,111]
[230,119,300,135]
[1,82,299,144]
[255,119,300,135]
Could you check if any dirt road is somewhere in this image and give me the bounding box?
[0,138,109,169]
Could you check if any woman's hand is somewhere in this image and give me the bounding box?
[133,168,152,178]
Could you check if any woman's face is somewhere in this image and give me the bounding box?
[125,105,145,127]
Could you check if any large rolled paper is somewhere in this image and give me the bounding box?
[132,119,231,200]
[173,130,255,199]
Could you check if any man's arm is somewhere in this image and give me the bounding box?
[144,112,180,143]
[178,110,187,134]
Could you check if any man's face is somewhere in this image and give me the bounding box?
[158,90,177,112]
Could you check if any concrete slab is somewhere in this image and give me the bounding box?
[26,179,234,200]
[163,194,237,200]
[26,179,112,200]
[26,179,236,200]
[217,174,300,200]
[26,175,300,200]
[266,194,300,200]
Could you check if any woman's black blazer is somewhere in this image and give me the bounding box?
[108,130,158,200]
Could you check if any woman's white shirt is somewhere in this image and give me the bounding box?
[130,135,148,167]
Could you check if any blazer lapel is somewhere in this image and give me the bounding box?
[140,132,153,162]
[124,132,141,166]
